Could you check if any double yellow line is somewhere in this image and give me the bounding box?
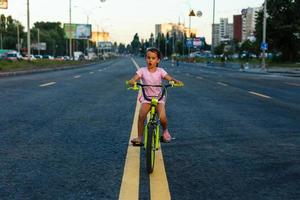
[118,58,171,200]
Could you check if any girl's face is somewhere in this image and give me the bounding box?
[146,51,160,68]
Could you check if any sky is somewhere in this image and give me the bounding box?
[1,0,264,45]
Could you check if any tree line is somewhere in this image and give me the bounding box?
[0,15,103,56]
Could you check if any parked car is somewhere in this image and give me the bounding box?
[23,55,37,60]
[34,55,43,59]
[3,51,23,61]
[43,55,54,60]
[63,56,70,61]
[55,56,65,61]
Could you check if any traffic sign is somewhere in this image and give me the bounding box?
[260,42,268,51]
[186,39,193,48]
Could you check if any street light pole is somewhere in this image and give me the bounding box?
[262,0,267,69]
[69,0,72,59]
[188,10,195,55]
[27,0,31,59]
[212,0,215,54]
[37,28,40,55]
[87,15,89,55]
[17,22,20,53]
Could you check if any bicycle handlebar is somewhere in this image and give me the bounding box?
[126,81,184,102]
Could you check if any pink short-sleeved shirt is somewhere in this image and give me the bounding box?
[136,67,168,104]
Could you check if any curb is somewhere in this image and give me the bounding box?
[0,61,101,77]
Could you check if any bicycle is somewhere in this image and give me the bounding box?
[127,81,183,173]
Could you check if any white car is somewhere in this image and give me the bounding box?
[23,55,37,60]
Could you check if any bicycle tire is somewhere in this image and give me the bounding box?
[146,123,156,173]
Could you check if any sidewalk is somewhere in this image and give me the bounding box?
[243,65,300,77]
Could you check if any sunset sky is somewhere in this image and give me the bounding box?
[1,0,263,44]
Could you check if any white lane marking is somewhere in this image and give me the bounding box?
[248,91,271,99]
[217,82,228,86]
[98,69,102,72]
[285,82,300,87]
[73,75,81,79]
[89,72,94,74]
[131,58,140,70]
[39,82,56,87]
[196,76,203,80]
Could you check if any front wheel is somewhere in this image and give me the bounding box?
[146,123,156,173]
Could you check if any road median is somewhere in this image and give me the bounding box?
[0,59,105,77]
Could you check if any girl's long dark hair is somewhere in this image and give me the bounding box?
[146,47,161,60]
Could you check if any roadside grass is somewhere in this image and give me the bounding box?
[0,60,93,72]
[177,57,300,68]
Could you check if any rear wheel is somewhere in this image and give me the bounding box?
[146,124,156,173]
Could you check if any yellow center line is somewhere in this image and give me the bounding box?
[149,149,171,200]
[119,58,171,200]
[248,91,271,99]
[119,58,141,200]
[118,96,141,200]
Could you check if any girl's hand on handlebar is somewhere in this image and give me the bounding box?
[169,80,184,87]
[126,81,139,90]
[126,80,135,86]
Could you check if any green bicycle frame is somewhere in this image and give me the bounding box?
[144,97,160,150]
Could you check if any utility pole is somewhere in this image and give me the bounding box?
[0,18,2,49]
[87,15,90,55]
[188,10,195,55]
[261,0,267,69]
[69,0,72,59]
[37,28,40,55]
[17,22,20,53]
[212,0,215,54]
[27,0,31,59]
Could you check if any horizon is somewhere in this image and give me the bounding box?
[1,0,263,45]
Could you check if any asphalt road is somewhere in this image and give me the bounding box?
[0,57,299,200]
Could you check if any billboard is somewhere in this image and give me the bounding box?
[64,24,92,39]
[193,37,205,47]
[0,0,8,9]
[186,37,205,48]
[32,42,47,50]
[98,41,112,50]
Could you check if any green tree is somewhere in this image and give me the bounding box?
[32,22,66,56]
[0,15,25,50]
[240,39,259,54]
[131,33,141,55]
[214,43,225,55]
[255,0,300,61]
[118,43,126,54]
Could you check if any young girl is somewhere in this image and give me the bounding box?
[127,47,183,146]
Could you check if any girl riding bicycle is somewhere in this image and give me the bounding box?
[127,47,183,146]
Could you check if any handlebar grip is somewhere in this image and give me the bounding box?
[169,81,184,87]
[126,81,139,91]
